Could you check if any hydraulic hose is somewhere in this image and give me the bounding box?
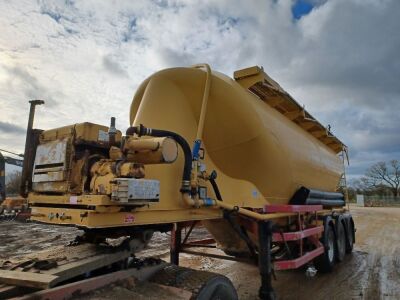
[210,178,222,201]
[126,125,192,191]
[208,171,222,201]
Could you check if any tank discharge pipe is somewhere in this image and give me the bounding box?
[126,125,215,207]
[192,63,211,141]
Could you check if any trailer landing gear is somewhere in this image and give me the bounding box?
[168,222,238,299]
[258,221,276,300]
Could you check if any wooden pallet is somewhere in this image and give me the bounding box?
[0,241,142,299]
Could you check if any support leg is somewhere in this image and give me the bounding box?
[258,221,276,300]
[170,223,181,265]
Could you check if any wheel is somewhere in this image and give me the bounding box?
[335,220,346,262]
[196,275,238,300]
[223,249,252,258]
[151,265,238,300]
[345,218,355,253]
[139,229,154,247]
[315,217,336,273]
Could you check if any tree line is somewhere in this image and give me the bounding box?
[348,160,400,199]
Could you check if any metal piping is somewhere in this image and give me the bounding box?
[125,125,218,208]
[192,64,211,141]
[183,193,216,207]
[0,152,5,201]
[216,201,296,220]
[20,100,44,197]
[108,117,117,146]
[126,125,192,185]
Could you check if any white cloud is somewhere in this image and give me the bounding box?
[0,0,399,177]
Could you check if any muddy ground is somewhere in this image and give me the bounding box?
[0,205,399,299]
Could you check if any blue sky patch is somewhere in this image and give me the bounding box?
[292,0,314,20]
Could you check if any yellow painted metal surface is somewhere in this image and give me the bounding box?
[234,66,344,153]
[40,122,122,144]
[30,206,222,228]
[130,66,344,207]
[29,65,345,233]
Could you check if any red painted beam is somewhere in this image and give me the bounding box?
[274,246,324,270]
[273,226,323,242]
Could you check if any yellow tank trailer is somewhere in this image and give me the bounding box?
[25,65,355,299]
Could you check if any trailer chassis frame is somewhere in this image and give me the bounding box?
[168,204,326,300]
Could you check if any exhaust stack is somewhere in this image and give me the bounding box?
[20,100,44,197]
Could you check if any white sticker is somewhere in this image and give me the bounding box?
[69,196,78,204]
[98,130,109,142]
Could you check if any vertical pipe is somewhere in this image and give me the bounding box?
[170,223,181,265]
[108,117,117,146]
[258,221,276,300]
[192,64,211,141]
[0,152,5,201]
[20,100,44,197]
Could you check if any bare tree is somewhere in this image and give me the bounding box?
[362,160,400,198]
[5,171,22,196]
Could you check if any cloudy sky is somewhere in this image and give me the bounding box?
[0,0,399,178]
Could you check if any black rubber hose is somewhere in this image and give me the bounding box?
[126,125,192,190]
[209,178,222,201]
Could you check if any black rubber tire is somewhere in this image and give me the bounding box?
[335,220,346,262]
[196,275,238,300]
[223,249,252,258]
[345,218,355,253]
[151,265,238,300]
[139,230,154,247]
[314,218,336,273]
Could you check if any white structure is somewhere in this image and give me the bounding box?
[356,194,365,206]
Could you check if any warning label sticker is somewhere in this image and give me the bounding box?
[124,214,135,223]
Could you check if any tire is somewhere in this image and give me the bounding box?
[314,217,336,273]
[196,275,238,300]
[345,218,355,253]
[139,229,154,247]
[223,249,252,258]
[151,265,238,300]
[335,220,346,262]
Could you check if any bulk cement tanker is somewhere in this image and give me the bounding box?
[21,65,354,300]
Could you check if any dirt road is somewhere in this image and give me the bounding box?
[168,206,400,299]
[0,205,399,299]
